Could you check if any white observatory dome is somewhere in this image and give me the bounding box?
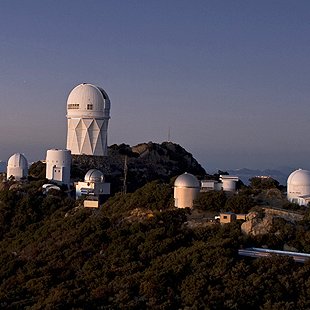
[287,169,310,187]
[84,169,105,183]
[67,83,110,119]
[7,153,28,180]
[174,172,200,188]
[287,169,310,204]
[174,173,200,209]
[8,153,28,169]
[66,83,111,156]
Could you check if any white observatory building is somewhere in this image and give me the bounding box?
[174,172,200,209]
[7,153,28,181]
[45,149,71,188]
[287,169,310,206]
[220,175,239,192]
[66,83,111,156]
[75,169,110,208]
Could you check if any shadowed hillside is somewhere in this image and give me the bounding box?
[71,141,206,193]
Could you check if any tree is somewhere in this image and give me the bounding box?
[249,177,280,190]
[194,191,227,211]
[224,194,255,213]
[28,161,46,180]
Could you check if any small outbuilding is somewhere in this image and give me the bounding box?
[75,169,110,207]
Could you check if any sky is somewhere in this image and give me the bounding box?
[0,0,310,172]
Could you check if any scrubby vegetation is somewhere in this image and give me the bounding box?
[1,176,310,309]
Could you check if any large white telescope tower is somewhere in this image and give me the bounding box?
[66,83,111,156]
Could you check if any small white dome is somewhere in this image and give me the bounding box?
[174,173,200,188]
[67,83,110,119]
[84,169,104,183]
[7,153,28,169]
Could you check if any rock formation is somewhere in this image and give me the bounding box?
[71,141,206,193]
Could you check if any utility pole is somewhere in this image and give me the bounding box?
[123,155,128,194]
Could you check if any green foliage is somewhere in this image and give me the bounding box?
[224,193,255,213]
[2,179,310,309]
[194,190,227,211]
[250,176,280,190]
[28,161,46,180]
[103,180,173,216]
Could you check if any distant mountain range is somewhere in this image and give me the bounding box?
[0,161,6,173]
[226,168,294,186]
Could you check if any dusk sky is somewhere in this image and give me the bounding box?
[1,0,310,172]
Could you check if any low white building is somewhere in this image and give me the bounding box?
[7,153,28,181]
[200,175,239,192]
[75,169,110,207]
[201,180,221,191]
[220,175,239,192]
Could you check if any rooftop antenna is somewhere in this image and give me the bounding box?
[168,127,171,142]
[123,155,128,194]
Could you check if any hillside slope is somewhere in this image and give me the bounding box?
[71,141,206,192]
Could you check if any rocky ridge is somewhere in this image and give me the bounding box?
[71,141,206,193]
[241,207,304,236]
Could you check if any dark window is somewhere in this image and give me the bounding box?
[68,104,79,109]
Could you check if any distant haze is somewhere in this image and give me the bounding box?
[1,1,310,172]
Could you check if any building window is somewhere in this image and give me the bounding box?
[68,104,79,109]
[223,216,227,219]
[87,104,93,110]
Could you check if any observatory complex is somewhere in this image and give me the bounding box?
[66,83,111,156]
[287,169,310,206]
[173,172,240,210]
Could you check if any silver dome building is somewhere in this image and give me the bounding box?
[174,172,200,209]
[66,83,111,156]
[75,169,110,202]
[84,169,105,183]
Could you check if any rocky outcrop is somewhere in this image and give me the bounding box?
[241,211,273,236]
[71,142,206,193]
[124,208,155,223]
[241,208,303,236]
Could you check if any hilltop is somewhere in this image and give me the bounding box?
[2,176,310,308]
[71,141,206,193]
[3,144,310,308]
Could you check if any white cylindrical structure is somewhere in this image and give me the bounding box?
[7,153,28,180]
[66,83,111,156]
[220,175,239,192]
[287,169,310,204]
[46,149,71,187]
[174,172,200,209]
[222,180,236,191]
